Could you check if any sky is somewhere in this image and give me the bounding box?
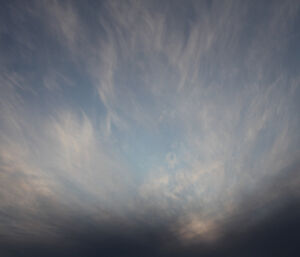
[0,0,300,256]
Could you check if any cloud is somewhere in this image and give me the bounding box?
[0,72,135,240]
[0,0,299,254]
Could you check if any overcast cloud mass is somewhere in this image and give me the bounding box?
[0,0,300,256]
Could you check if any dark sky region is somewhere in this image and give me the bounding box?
[0,0,300,256]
